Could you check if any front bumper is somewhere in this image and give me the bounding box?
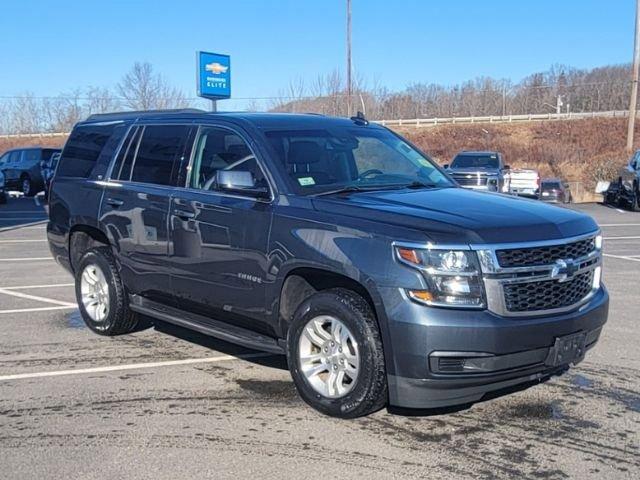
[379,285,608,409]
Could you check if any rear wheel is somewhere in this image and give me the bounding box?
[75,247,139,335]
[287,288,387,418]
[632,184,640,212]
[21,175,33,197]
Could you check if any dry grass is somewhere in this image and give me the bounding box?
[397,117,634,189]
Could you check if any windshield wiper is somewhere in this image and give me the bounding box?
[402,181,440,189]
[312,184,401,197]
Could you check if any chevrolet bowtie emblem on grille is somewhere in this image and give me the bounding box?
[551,258,579,283]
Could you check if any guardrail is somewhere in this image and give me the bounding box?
[0,131,68,140]
[375,110,633,128]
[0,109,635,138]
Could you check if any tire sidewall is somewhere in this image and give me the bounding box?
[75,249,119,334]
[287,290,386,418]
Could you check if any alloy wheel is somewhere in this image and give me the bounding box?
[80,263,110,324]
[298,315,359,398]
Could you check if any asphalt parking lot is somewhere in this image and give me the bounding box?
[0,197,638,479]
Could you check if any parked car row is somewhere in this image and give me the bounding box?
[0,146,61,198]
[443,150,572,203]
[605,149,640,211]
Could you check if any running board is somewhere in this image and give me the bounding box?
[129,295,284,354]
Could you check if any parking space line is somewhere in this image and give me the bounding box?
[603,253,640,263]
[0,287,76,307]
[0,217,48,220]
[0,353,272,382]
[2,283,74,290]
[0,257,52,262]
[603,236,640,240]
[0,221,47,233]
[0,305,76,314]
[600,223,640,227]
[0,239,48,243]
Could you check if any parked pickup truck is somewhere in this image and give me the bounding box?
[616,149,640,211]
[506,168,540,199]
[444,151,509,193]
[48,110,608,418]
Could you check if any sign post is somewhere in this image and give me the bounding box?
[196,51,231,111]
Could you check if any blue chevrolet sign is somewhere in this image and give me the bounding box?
[197,51,231,100]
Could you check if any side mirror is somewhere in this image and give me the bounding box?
[442,164,449,169]
[216,170,270,199]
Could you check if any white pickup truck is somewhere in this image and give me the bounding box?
[505,169,540,199]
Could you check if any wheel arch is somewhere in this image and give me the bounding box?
[68,224,111,272]
[276,267,392,359]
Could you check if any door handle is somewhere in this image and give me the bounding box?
[106,198,124,207]
[174,209,195,220]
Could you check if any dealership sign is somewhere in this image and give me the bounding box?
[197,51,231,100]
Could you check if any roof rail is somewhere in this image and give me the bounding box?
[85,108,206,122]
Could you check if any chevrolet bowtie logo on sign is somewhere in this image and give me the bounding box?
[197,51,231,100]
[205,62,228,75]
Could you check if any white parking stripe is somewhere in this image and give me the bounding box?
[603,236,640,240]
[603,253,640,263]
[0,287,76,307]
[0,221,46,232]
[0,239,47,243]
[0,305,76,314]
[2,283,74,290]
[0,217,47,220]
[600,223,640,227]
[0,257,52,262]
[0,353,272,382]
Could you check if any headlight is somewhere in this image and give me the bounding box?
[395,245,485,308]
[0,170,5,187]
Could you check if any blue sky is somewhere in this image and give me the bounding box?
[0,0,635,109]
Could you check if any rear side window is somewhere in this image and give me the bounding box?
[57,124,115,178]
[129,125,189,186]
[23,150,40,163]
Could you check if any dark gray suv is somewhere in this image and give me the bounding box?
[48,110,608,418]
[0,147,61,196]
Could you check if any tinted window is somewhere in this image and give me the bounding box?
[129,125,189,186]
[40,149,60,161]
[190,127,267,191]
[451,154,500,169]
[57,124,115,178]
[542,181,561,189]
[23,150,40,164]
[0,153,8,166]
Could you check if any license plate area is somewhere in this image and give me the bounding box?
[545,332,587,367]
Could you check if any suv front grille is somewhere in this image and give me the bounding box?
[503,270,594,312]
[452,174,488,187]
[496,237,595,268]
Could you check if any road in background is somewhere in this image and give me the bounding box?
[0,198,638,479]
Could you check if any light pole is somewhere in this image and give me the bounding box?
[627,0,640,152]
[346,0,352,116]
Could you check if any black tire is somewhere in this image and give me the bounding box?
[631,182,640,212]
[74,247,139,336]
[21,175,33,197]
[286,288,387,418]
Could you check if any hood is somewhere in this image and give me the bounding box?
[312,187,598,245]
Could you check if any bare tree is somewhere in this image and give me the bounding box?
[117,62,189,110]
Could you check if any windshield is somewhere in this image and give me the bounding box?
[264,127,452,194]
[542,181,561,190]
[451,154,499,169]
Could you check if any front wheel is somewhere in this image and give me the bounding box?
[75,247,139,335]
[287,288,387,418]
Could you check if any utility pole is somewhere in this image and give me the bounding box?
[346,0,352,116]
[627,0,640,152]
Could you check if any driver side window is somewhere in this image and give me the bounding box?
[189,127,266,191]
